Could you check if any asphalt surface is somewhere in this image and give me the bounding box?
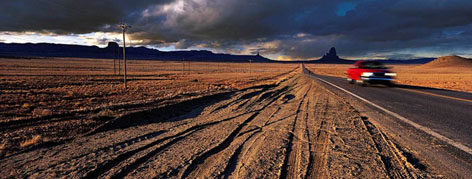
[304,67,472,151]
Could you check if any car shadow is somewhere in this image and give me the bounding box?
[395,84,458,92]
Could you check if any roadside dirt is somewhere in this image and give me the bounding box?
[0,67,436,178]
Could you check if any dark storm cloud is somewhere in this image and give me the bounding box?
[326,0,472,42]
[0,0,171,34]
[2,0,472,59]
[131,0,339,41]
[131,0,472,58]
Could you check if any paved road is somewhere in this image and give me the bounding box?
[304,66,472,152]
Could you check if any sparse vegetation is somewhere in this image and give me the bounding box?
[0,57,296,156]
[90,109,116,121]
[20,135,42,148]
[0,143,5,157]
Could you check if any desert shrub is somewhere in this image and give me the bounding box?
[32,108,52,117]
[20,135,42,148]
[90,109,116,121]
[0,143,5,157]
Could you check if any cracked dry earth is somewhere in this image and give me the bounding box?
[1,70,429,178]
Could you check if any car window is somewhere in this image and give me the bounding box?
[360,61,387,69]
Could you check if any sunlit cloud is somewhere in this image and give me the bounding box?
[0,31,129,47]
[77,32,123,46]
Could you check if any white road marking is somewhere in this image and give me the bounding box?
[309,74,472,156]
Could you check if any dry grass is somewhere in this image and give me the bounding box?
[394,65,472,92]
[306,64,472,93]
[20,135,42,148]
[0,143,5,157]
[0,58,296,122]
[90,109,116,121]
[0,57,297,155]
[305,64,350,77]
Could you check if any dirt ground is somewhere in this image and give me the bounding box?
[305,63,472,93]
[0,58,296,156]
[0,60,438,178]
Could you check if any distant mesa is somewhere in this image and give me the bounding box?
[0,42,273,63]
[106,42,119,50]
[420,55,472,68]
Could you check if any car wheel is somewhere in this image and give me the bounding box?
[358,80,367,87]
[386,81,396,87]
[347,78,355,84]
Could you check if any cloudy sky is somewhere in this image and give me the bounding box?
[1,0,472,60]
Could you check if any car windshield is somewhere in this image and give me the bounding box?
[359,61,387,69]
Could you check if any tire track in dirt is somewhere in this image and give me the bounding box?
[208,85,271,114]
[112,111,257,179]
[210,74,295,116]
[18,88,255,177]
[221,127,263,179]
[85,74,298,179]
[221,103,284,179]
[85,76,297,178]
[305,96,333,179]
[83,107,256,178]
[81,85,285,178]
[39,88,263,177]
[360,117,414,178]
[303,89,320,179]
[179,84,292,179]
[27,130,166,174]
[280,82,312,179]
[219,87,312,178]
[221,95,308,179]
[212,78,303,179]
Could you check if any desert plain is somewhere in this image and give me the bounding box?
[0,57,470,178]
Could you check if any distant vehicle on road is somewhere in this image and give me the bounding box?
[347,61,396,86]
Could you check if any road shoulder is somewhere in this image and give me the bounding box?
[309,71,472,178]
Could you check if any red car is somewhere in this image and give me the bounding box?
[346,61,396,86]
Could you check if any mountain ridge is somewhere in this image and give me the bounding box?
[0,42,273,63]
[0,43,435,64]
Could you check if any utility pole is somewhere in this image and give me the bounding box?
[119,23,131,88]
[249,59,253,76]
[187,61,191,74]
[182,58,185,75]
[113,47,116,75]
[118,50,121,75]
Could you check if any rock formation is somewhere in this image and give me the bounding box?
[106,42,119,50]
[322,47,340,60]
[312,47,351,63]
